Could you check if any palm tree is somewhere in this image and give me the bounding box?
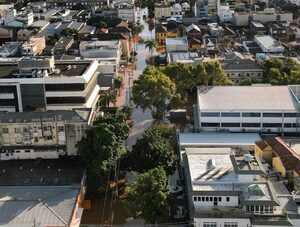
[144,38,157,55]
[98,90,117,108]
[178,25,187,37]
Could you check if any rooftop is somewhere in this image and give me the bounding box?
[179,133,261,147]
[222,59,262,71]
[165,37,188,45]
[254,35,284,51]
[0,109,91,124]
[198,85,299,111]
[0,157,84,186]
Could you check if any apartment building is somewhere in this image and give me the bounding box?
[46,0,109,9]
[21,36,46,56]
[0,56,103,113]
[0,109,92,160]
[183,147,300,226]
[195,85,300,134]
[233,8,293,26]
[155,4,171,19]
[114,1,136,23]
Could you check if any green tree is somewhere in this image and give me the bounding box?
[200,61,233,85]
[99,21,107,29]
[132,24,144,36]
[178,25,187,37]
[98,90,117,108]
[130,125,177,175]
[125,167,169,224]
[76,113,129,192]
[144,38,157,55]
[132,66,181,120]
[61,28,78,37]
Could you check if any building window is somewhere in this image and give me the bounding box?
[15,150,20,153]
[226,197,230,202]
[202,197,205,201]
[43,126,52,131]
[242,123,260,127]
[221,123,240,127]
[193,196,197,201]
[218,197,222,201]
[224,222,238,227]
[242,112,261,117]
[46,136,53,140]
[209,197,213,201]
[206,197,209,201]
[2,128,8,134]
[201,123,220,127]
[203,222,217,227]
[201,112,220,117]
[221,112,240,117]
[284,113,298,117]
[58,126,64,132]
[25,150,30,153]
[15,128,21,133]
[263,112,282,117]
[263,123,282,128]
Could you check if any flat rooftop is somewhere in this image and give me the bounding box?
[255,35,283,49]
[0,109,91,124]
[179,133,261,147]
[198,86,299,111]
[0,62,90,78]
[0,157,84,186]
[166,37,188,45]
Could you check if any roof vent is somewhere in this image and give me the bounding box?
[243,154,253,163]
[206,158,216,170]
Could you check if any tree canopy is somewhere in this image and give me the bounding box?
[76,113,129,192]
[98,90,117,108]
[132,66,181,120]
[130,125,178,175]
[125,167,169,223]
[144,38,157,53]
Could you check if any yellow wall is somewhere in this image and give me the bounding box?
[156,32,177,44]
[272,156,287,177]
[254,144,273,165]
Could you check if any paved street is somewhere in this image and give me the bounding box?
[117,8,155,148]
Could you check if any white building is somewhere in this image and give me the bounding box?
[165,37,189,53]
[114,1,136,23]
[254,35,285,53]
[183,146,300,227]
[0,56,104,113]
[195,85,300,134]
[0,109,93,160]
[217,2,234,23]
[154,5,171,19]
[170,3,183,20]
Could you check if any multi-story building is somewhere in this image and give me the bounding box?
[154,4,171,19]
[170,3,183,20]
[194,0,209,17]
[155,25,178,45]
[195,85,300,134]
[0,109,92,160]
[222,59,263,84]
[165,37,189,53]
[114,1,136,23]
[183,146,300,227]
[21,36,46,56]
[0,56,104,113]
[46,0,109,10]
[217,3,234,23]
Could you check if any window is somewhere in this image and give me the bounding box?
[2,128,8,134]
[242,112,261,117]
[221,123,240,127]
[284,113,298,117]
[224,222,238,227]
[263,112,282,117]
[201,112,220,117]
[46,136,53,140]
[194,196,197,201]
[226,197,230,202]
[43,126,52,131]
[202,197,205,201]
[263,123,282,128]
[218,197,222,201]
[209,197,213,201]
[201,123,220,127]
[206,197,209,201]
[25,150,30,153]
[58,126,64,132]
[203,222,217,227]
[221,112,240,117]
[15,128,21,133]
[242,123,260,127]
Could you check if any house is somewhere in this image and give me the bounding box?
[194,0,209,17]
[0,158,87,226]
[114,1,136,23]
[186,23,202,40]
[46,0,108,9]
[0,109,93,159]
[78,24,96,40]
[249,21,266,35]
[170,3,183,20]
[195,85,300,134]
[0,27,12,41]
[77,10,91,23]
[167,51,200,64]
[155,25,178,45]
[269,22,289,41]
[21,36,46,56]
[207,23,224,41]
[222,59,263,84]
[165,37,188,53]
[217,3,234,23]
[0,56,102,113]
[111,21,132,37]
[17,28,35,41]
[188,38,202,50]
[79,40,122,63]
[254,35,285,53]
[181,2,190,12]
